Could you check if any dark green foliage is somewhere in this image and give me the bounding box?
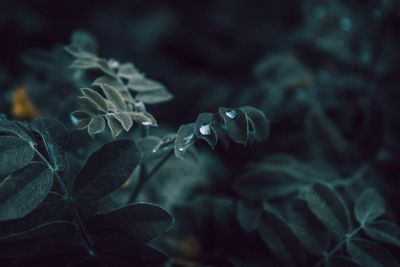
[0,163,53,221]
[71,139,141,205]
[0,136,35,178]
[1,1,400,265]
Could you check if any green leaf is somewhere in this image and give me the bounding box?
[219,107,249,144]
[347,238,400,267]
[69,58,98,69]
[364,220,400,246]
[136,136,163,162]
[237,200,260,232]
[128,77,165,92]
[130,112,157,126]
[326,256,362,267]
[31,118,69,172]
[81,88,108,112]
[355,188,385,225]
[92,76,125,92]
[77,96,101,114]
[135,88,173,104]
[71,110,91,121]
[113,112,133,131]
[76,118,91,129]
[0,221,75,244]
[87,116,105,138]
[117,63,139,79]
[100,84,127,111]
[105,115,124,139]
[0,162,53,221]
[0,117,33,141]
[174,123,196,159]
[286,200,329,255]
[195,112,218,148]
[0,192,66,239]
[71,29,98,54]
[304,182,349,237]
[240,106,270,142]
[0,136,34,177]
[86,203,173,243]
[71,140,141,205]
[258,208,306,267]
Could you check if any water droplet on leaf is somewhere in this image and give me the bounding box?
[199,124,211,135]
[226,110,237,119]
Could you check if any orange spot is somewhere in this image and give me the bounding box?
[11,87,39,120]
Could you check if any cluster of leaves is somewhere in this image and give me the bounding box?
[233,155,400,267]
[66,30,172,138]
[0,115,173,266]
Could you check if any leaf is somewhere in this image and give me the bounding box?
[71,29,98,54]
[99,83,127,111]
[92,76,125,92]
[0,221,75,244]
[237,200,260,232]
[113,112,133,131]
[71,111,91,121]
[77,96,101,114]
[71,140,141,205]
[364,220,400,246]
[0,162,53,221]
[81,88,108,112]
[105,115,124,139]
[87,116,105,138]
[286,200,329,255]
[76,118,91,129]
[69,58,98,69]
[117,63,139,79]
[219,107,249,144]
[31,118,69,172]
[258,208,306,267]
[326,256,362,267]
[128,77,165,92]
[0,117,34,141]
[355,188,385,225]
[135,88,173,104]
[174,123,196,159]
[135,136,163,162]
[304,182,349,237]
[0,136,35,177]
[86,203,173,243]
[347,238,400,267]
[240,106,270,142]
[194,112,218,148]
[130,112,158,126]
[0,192,66,239]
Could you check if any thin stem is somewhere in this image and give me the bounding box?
[315,226,363,267]
[29,142,95,256]
[128,149,174,203]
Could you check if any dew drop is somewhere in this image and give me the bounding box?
[142,121,153,126]
[179,147,185,152]
[108,59,120,69]
[225,110,237,119]
[70,113,79,125]
[199,124,211,135]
